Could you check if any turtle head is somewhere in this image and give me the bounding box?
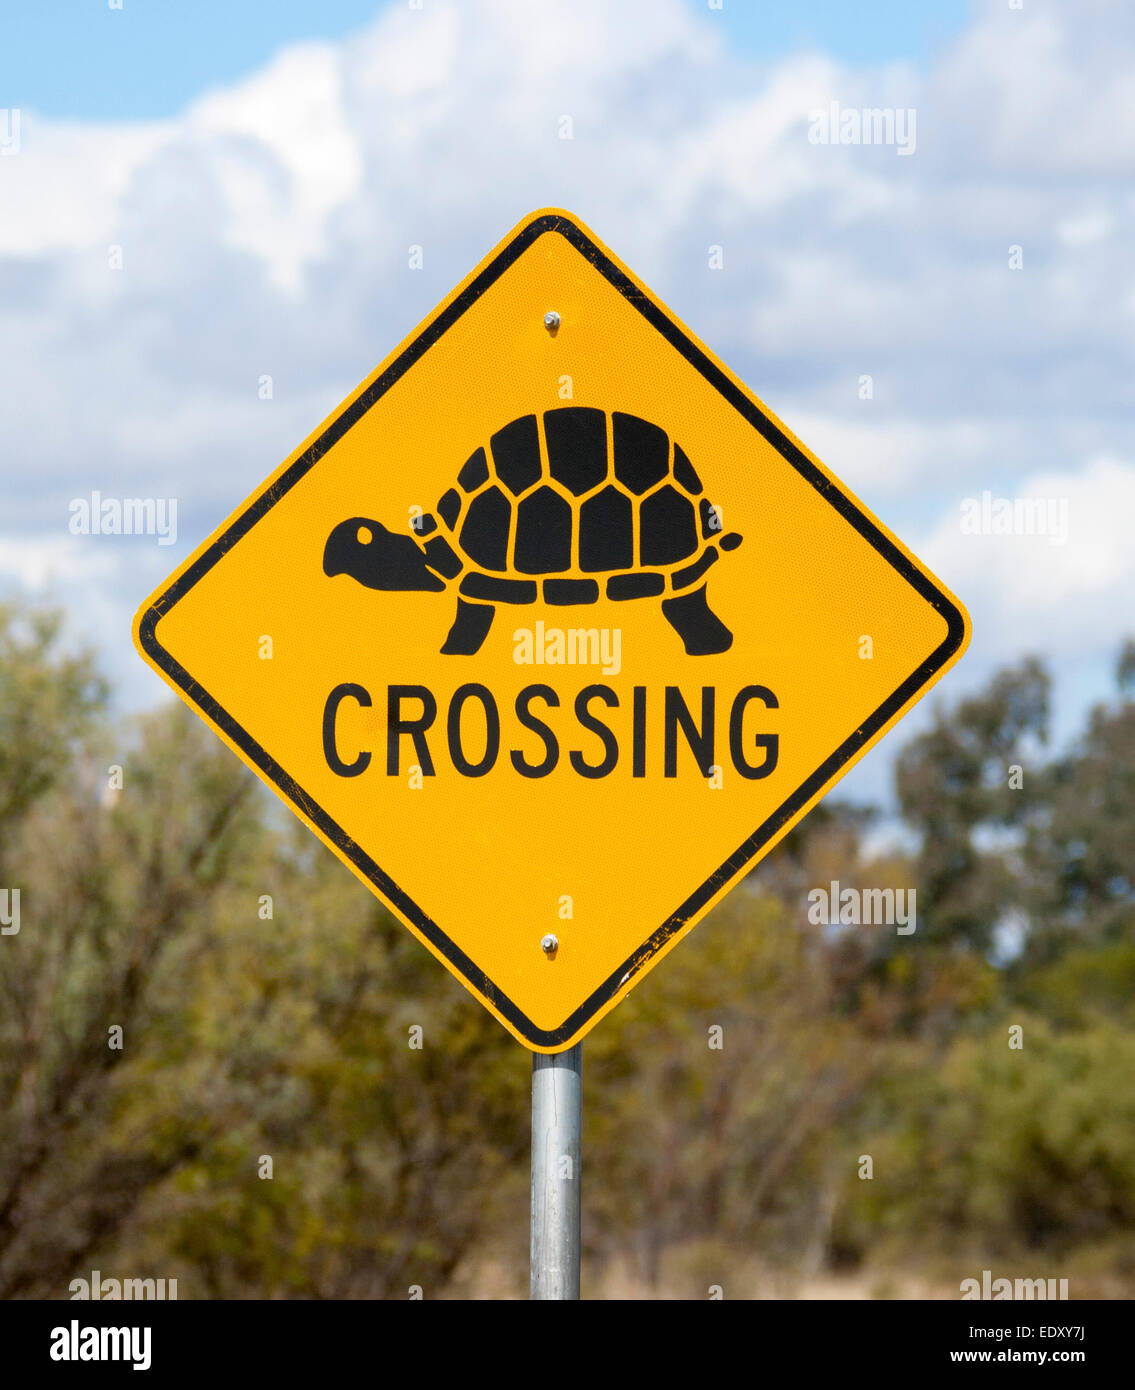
[323,518,446,592]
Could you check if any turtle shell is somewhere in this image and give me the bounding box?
[434,408,714,577]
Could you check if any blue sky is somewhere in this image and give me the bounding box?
[1,0,1131,819]
[708,0,970,67]
[3,0,971,120]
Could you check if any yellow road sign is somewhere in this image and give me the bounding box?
[134,208,969,1052]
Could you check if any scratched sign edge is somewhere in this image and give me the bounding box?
[132,207,971,1052]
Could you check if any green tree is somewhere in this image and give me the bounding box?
[0,603,527,1298]
[894,658,1049,952]
[1024,645,1135,960]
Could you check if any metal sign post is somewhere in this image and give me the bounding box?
[130,204,970,1299]
[530,1044,582,1299]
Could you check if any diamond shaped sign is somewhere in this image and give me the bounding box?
[134,208,969,1051]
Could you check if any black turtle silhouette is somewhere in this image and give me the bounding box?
[323,408,742,656]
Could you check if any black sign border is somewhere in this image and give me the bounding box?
[138,211,967,1049]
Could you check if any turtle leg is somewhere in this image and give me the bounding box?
[441,598,496,655]
[661,583,733,655]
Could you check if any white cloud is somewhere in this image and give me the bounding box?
[187,42,364,292]
[775,410,1000,498]
[0,535,119,590]
[923,455,1135,655]
[1057,210,1112,246]
[0,0,1132,740]
[930,4,1135,176]
[0,120,170,257]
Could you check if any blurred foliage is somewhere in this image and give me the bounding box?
[842,1018,1135,1276]
[0,601,1133,1297]
[894,657,1048,952]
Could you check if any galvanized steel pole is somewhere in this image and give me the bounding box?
[530,1044,582,1299]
